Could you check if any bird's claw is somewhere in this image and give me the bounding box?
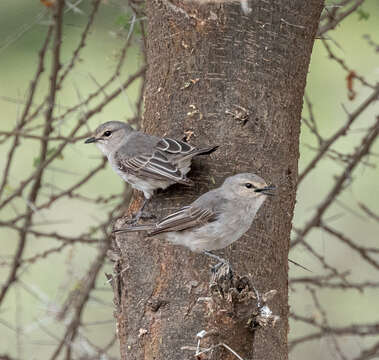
[203,251,233,277]
[125,210,156,226]
[125,217,138,226]
[211,262,223,274]
[211,261,233,278]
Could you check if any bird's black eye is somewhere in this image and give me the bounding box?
[103,131,112,137]
[245,183,255,189]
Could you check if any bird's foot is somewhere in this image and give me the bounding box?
[211,262,233,280]
[211,261,227,274]
[126,196,155,225]
[125,217,137,226]
[139,210,156,221]
[125,210,156,226]
[203,251,233,277]
[125,211,142,226]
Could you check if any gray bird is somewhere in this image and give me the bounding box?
[85,121,218,219]
[114,173,275,263]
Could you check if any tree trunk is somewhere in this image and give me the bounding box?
[112,1,323,359]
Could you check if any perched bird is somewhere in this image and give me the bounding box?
[114,173,275,263]
[85,121,218,220]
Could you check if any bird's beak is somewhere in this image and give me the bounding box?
[255,185,276,196]
[84,137,97,144]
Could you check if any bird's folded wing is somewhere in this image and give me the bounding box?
[115,150,193,185]
[149,205,218,235]
[156,138,195,154]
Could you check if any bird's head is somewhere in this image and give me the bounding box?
[222,173,276,207]
[84,121,133,155]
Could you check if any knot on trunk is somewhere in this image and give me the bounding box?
[208,263,280,331]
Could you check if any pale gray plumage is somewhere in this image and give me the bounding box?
[85,121,218,200]
[114,173,275,253]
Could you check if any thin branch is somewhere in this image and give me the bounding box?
[0,24,54,200]
[292,117,379,249]
[298,86,379,184]
[49,237,111,360]
[318,0,365,36]
[0,67,145,211]
[0,0,65,306]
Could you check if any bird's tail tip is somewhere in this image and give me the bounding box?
[197,145,219,156]
[178,177,195,186]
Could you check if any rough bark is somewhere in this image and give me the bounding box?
[112,1,323,359]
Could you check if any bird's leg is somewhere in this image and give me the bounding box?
[136,197,149,219]
[127,197,150,225]
[203,251,227,264]
[203,251,231,274]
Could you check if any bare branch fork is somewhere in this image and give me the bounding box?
[0,1,146,358]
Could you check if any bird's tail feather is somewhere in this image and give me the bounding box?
[113,224,154,234]
[176,177,194,186]
[175,145,218,186]
[194,145,219,156]
[179,145,219,163]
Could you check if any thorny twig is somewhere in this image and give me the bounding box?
[289,12,379,354]
[0,1,146,358]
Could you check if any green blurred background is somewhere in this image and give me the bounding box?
[0,1,378,358]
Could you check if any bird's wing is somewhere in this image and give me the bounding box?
[114,147,193,185]
[149,205,218,235]
[155,138,195,155]
[157,137,218,159]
